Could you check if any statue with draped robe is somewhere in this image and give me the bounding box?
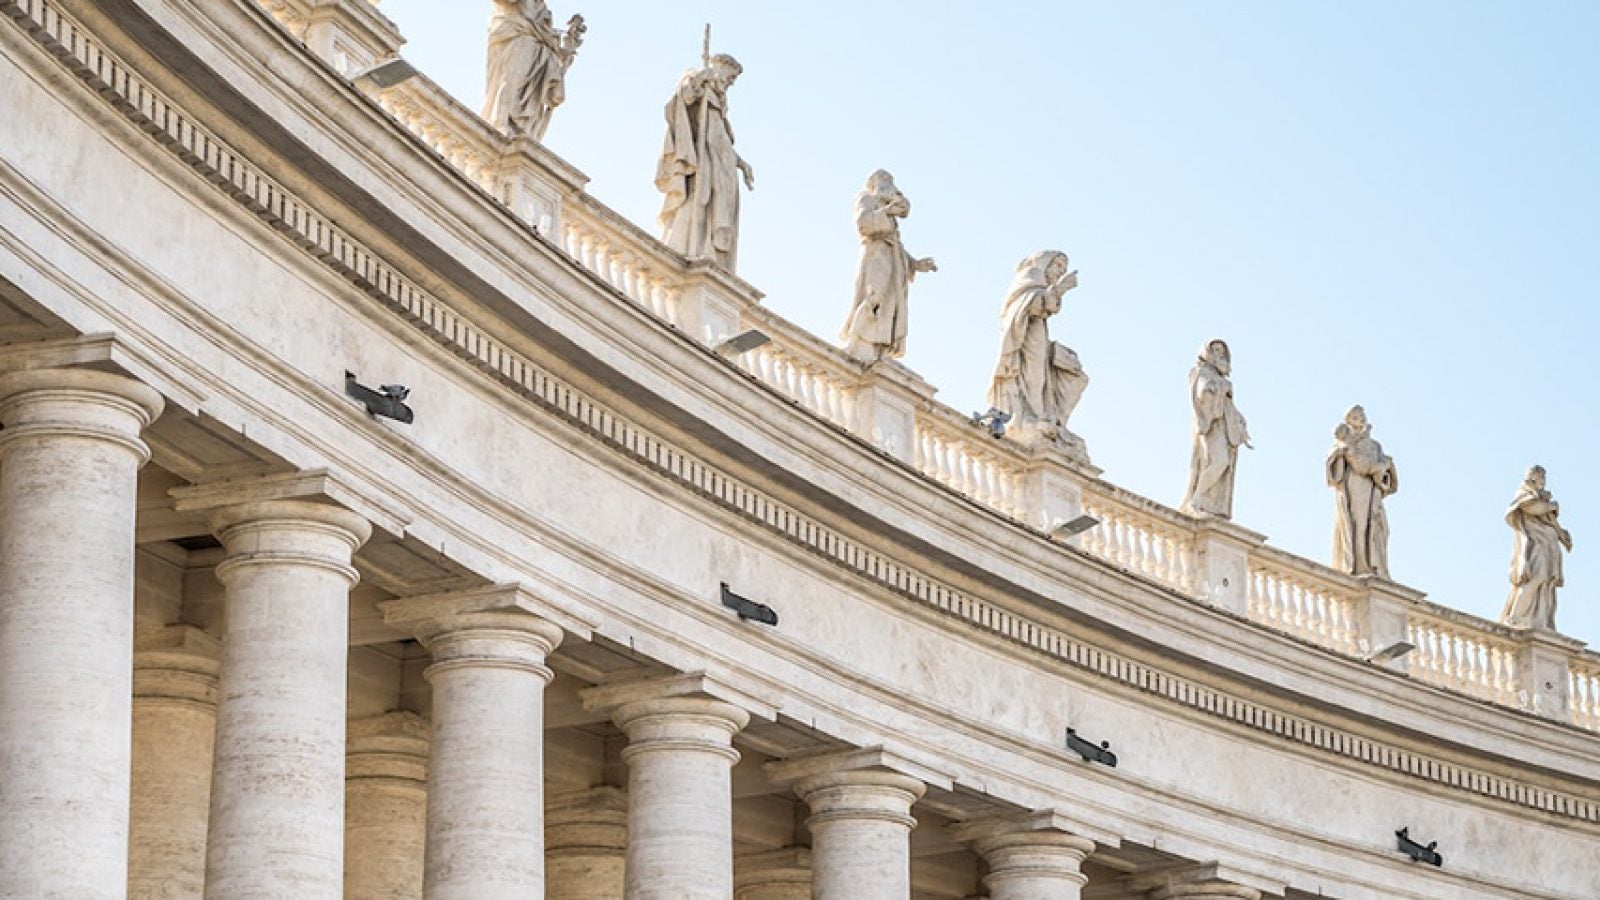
[657,51,753,270]
[1326,405,1398,578]
[1500,465,1572,631]
[482,1,585,140]
[1180,339,1250,518]
[839,170,936,362]
[986,250,1089,460]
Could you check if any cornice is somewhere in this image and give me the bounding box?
[5,0,1597,842]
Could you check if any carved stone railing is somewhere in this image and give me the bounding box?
[1405,605,1522,707]
[255,0,1600,734]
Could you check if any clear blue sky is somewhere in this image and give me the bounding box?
[380,1,1600,647]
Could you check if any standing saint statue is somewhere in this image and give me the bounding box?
[839,170,937,362]
[1326,405,1398,578]
[985,250,1089,460]
[1180,339,1250,518]
[482,1,586,140]
[1500,465,1572,631]
[657,40,753,271]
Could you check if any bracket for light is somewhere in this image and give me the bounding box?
[345,372,414,424]
[972,407,1011,439]
[720,582,778,626]
[1066,728,1117,767]
[1365,640,1415,665]
[1395,827,1442,867]
[1050,515,1100,540]
[351,57,418,91]
[714,329,771,358]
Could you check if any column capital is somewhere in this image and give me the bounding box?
[1126,862,1274,900]
[0,366,163,462]
[133,625,221,706]
[581,670,777,735]
[766,746,950,796]
[381,584,579,677]
[547,786,628,854]
[767,747,936,831]
[206,500,372,587]
[952,812,1098,896]
[950,808,1119,851]
[346,711,429,784]
[172,468,408,538]
[735,846,812,898]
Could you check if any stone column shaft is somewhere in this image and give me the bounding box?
[546,787,628,900]
[128,626,221,900]
[383,589,571,900]
[608,694,749,900]
[0,368,162,898]
[202,500,370,899]
[344,712,429,900]
[794,769,925,900]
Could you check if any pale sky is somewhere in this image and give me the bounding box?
[378,0,1600,647]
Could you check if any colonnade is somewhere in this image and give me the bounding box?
[0,366,1267,899]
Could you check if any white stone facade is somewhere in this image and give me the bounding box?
[0,1,1594,898]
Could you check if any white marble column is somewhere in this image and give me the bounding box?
[383,587,567,899]
[953,814,1096,900]
[546,787,628,900]
[202,500,371,899]
[734,847,812,900]
[344,712,429,900]
[129,625,221,900]
[0,367,162,897]
[582,676,757,900]
[768,750,928,900]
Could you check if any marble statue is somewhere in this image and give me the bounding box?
[839,170,936,362]
[482,1,586,140]
[1180,339,1250,519]
[1500,466,1572,631]
[656,43,753,270]
[1326,405,1398,578]
[985,250,1089,459]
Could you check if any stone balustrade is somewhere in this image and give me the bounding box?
[238,0,1600,735]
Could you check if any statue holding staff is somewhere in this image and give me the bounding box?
[1500,465,1572,631]
[1326,405,1398,578]
[1180,339,1250,518]
[482,0,586,140]
[657,27,754,270]
[839,170,936,362]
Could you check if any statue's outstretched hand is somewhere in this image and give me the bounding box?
[737,159,755,190]
[914,257,938,274]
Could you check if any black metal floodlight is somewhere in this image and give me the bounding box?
[971,407,1011,439]
[714,329,771,358]
[1050,515,1100,541]
[720,582,778,626]
[346,372,414,424]
[1395,827,1442,867]
[351,57,418,91]
[1066,727,1117,767]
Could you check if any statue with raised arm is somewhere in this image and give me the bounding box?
[1500,465,1572,631]
[839,170,936,362]
[1326,405,1398,578]
[1180,339,1250,518]
[986,250,1089,460]
[657,33,753,270]
[482,1,585,140]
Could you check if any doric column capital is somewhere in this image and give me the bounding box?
[767,747,941,830]
[346,711,429,784]
[206,500,371,586]
[0,367,163,462]
[382,584,580,679]
[582,671,771,762]
[1129,863,1268,900]
[735,846,812,899]
[132,624,221,706]
[546,786,628,855]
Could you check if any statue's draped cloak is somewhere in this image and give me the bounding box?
[657,72,741,269]
[1326,430,1397,578]
[840,192,916,357]
[987,262,1084,423]
[1181,358,1248,518]
[1501,483,1570,629]
[483,1,565,138]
